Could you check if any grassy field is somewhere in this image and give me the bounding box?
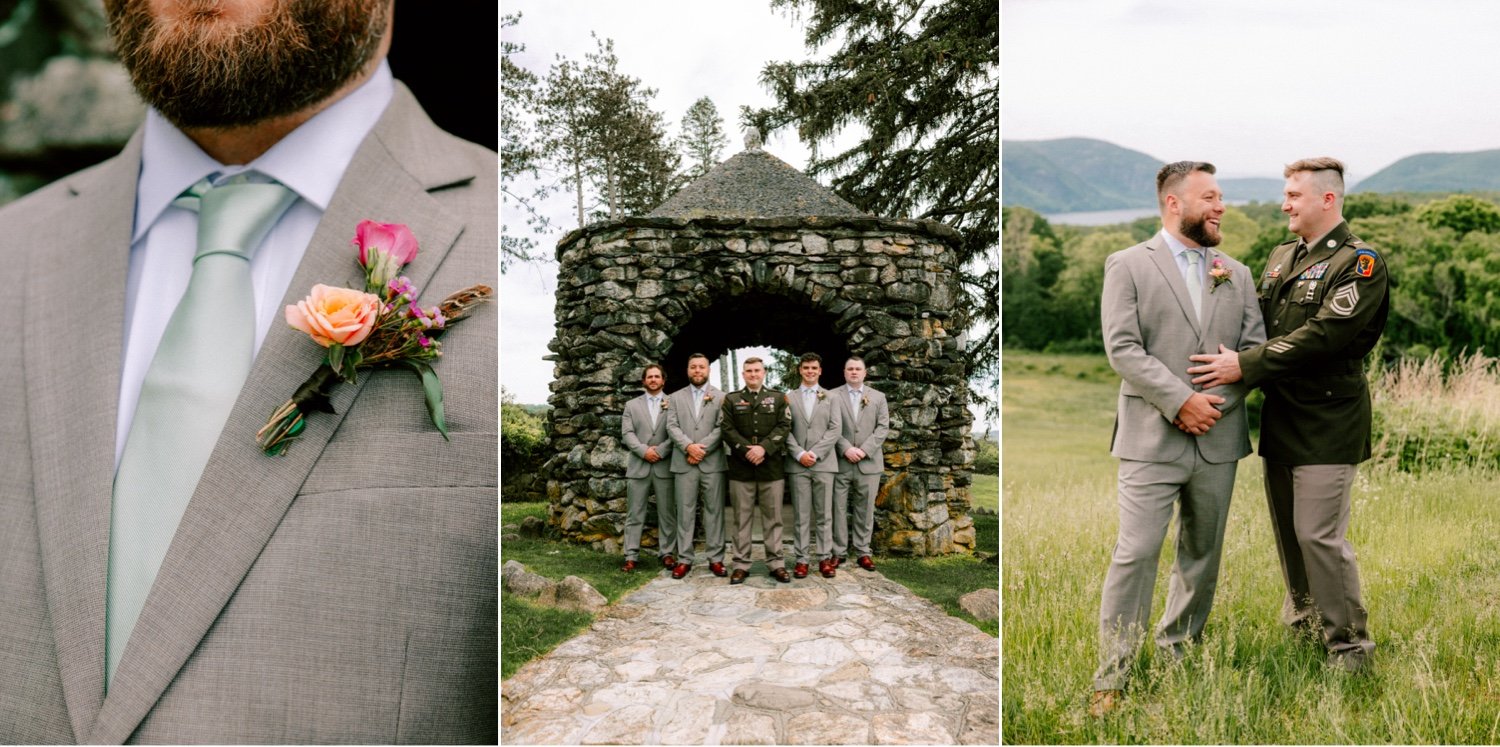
[1003,351,1500,743]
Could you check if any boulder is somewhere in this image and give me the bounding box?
[958,589,998,621]
[555,575,608,614]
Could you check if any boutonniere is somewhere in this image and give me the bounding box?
[660,398,670,411]
[256,220,492,455]
[861,395,870,407]
[816,390,827,401]
[1209,258,1233,292]
[702,391,714,404]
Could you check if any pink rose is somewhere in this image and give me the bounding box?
[285,284,381,347]
[353,221,418,290]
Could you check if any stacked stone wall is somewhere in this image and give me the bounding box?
[544,216,975,556]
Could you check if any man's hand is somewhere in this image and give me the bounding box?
[1175,392,1226,436]
[746,445,766,465]
[686,443,708,461]
[844,447,867,463]
[1188,344,1243,388]
[644,446,662,463]
[799,451,817,468]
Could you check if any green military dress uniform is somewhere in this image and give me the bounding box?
[1239,220,1388,668]
[720,388,793,574]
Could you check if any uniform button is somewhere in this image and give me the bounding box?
[1325,391,1332,396]
[1279,299,1286,304]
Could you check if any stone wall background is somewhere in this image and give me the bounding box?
[544,215,976,557]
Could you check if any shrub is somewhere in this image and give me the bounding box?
[973,437,998,474]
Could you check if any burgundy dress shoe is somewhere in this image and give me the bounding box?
[671,563,692,580]
[621,560,637,573]
[660,554,676,569]
[709,562,727,577]
[793,562,809,579]
[729,569,749,585]
[832,556,843,568]
[820,559,836,578]
[769,568,791,583]
[857,555,876,571]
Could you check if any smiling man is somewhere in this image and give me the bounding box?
[1090,161,1266,716]
[1189,157,1388,675]
[0,0,496,742]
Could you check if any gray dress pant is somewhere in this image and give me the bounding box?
[624,474,675,561]
[675,469,727,565]
[1095,453,1236,691]
[834,470,880,557]
[788,471,835,563]
[1264,461,1373,664]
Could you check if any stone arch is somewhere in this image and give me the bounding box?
[543,215,976,557]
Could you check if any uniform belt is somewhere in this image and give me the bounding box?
[1294,359,1364,376]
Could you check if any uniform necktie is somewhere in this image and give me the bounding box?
[1185,249,1204,323]
[1293,241,1308,268]
[106,176,297,686]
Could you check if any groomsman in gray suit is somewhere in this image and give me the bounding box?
[666,353,729,579]
[784,353,843,579]
[621,363,678,572]
[1089,161,1266,717]
[832,356,889,571]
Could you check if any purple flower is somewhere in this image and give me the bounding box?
[419,336,432,349]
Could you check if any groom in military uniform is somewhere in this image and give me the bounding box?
[1189,156,1389,673]
[721,357,794,584]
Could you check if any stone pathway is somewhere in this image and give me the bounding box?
[501,558,998,744]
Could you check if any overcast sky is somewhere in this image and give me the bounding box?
[501,1,845,405]
[1003,0,1500,181]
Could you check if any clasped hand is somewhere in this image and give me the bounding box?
[1174,391,1226,436]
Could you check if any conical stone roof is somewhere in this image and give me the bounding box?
[648,146,869,219]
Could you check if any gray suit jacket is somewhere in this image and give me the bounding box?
[0,84,497,744]
[1101,233,1266,464]
[665,385,726,474]
[785,388,841,474]
[831,384,890,475]
[621,394,673,479]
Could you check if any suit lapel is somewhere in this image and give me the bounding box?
[1146,235,1201,336]
[91,86,476,743]
[25,133,142,740]
[1198,249,1225,342]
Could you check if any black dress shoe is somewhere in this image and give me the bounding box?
[769,568,791,583]
[729,569,749,585]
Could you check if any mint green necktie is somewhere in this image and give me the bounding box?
[106,177,296,686]
[1185,249,1204,323]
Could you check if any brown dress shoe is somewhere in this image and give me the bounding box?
[819,559,836,578]
[671,563,692,579]
[769,568,791,583]
[857,555,876,571]
[621,560,637,573]
[661,554,676,569]
[709,562,727,577]
[729,569,749,585]
[793,562,809,579]
[1088,689,1122,717]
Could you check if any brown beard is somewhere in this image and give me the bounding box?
[105,0,388,129]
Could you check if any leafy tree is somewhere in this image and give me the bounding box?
[677,96,730,180]
[747,0,998,413]
[499,13,550,272]
[1344,192,1412,220]
[1418,194,1500,236]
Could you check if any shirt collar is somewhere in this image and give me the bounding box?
[1160,229,1204,262]
[133,60,395,242]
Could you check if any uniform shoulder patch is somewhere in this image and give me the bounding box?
[1354,248,1378,277]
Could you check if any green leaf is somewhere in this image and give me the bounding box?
[327,343,345,376]
[407,361,450,441]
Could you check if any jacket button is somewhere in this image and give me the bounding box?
[1325,390,1332,396]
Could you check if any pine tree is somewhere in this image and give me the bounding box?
[746,0,998,414]
[677,97,730,180]
[499,13,549,271]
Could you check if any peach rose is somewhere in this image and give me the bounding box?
[285,284,381,347]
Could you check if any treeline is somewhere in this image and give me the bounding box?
[1002,192,1500,361]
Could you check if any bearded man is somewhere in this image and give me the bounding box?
[0,1,497,743]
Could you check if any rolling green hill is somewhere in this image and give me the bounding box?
[1354,148,1500,193]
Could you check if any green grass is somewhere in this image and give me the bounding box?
[1003,350,1500,743]
[971,472,999,511]
[880,511,998,637]
[501,502,655,678]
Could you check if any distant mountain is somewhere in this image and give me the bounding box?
[1219,177,1284,205]
[1354,149,1500,193]
[1003,138,1161,213]
[1003,138,1284,212]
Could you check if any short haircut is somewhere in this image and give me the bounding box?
[845,356,866,366]
[743,357,764,367]
[642,363,664,381]
[1156,161,1216,208]
[1284,157,1346,199]
[686,353,710,364]
[799,352,822,365]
